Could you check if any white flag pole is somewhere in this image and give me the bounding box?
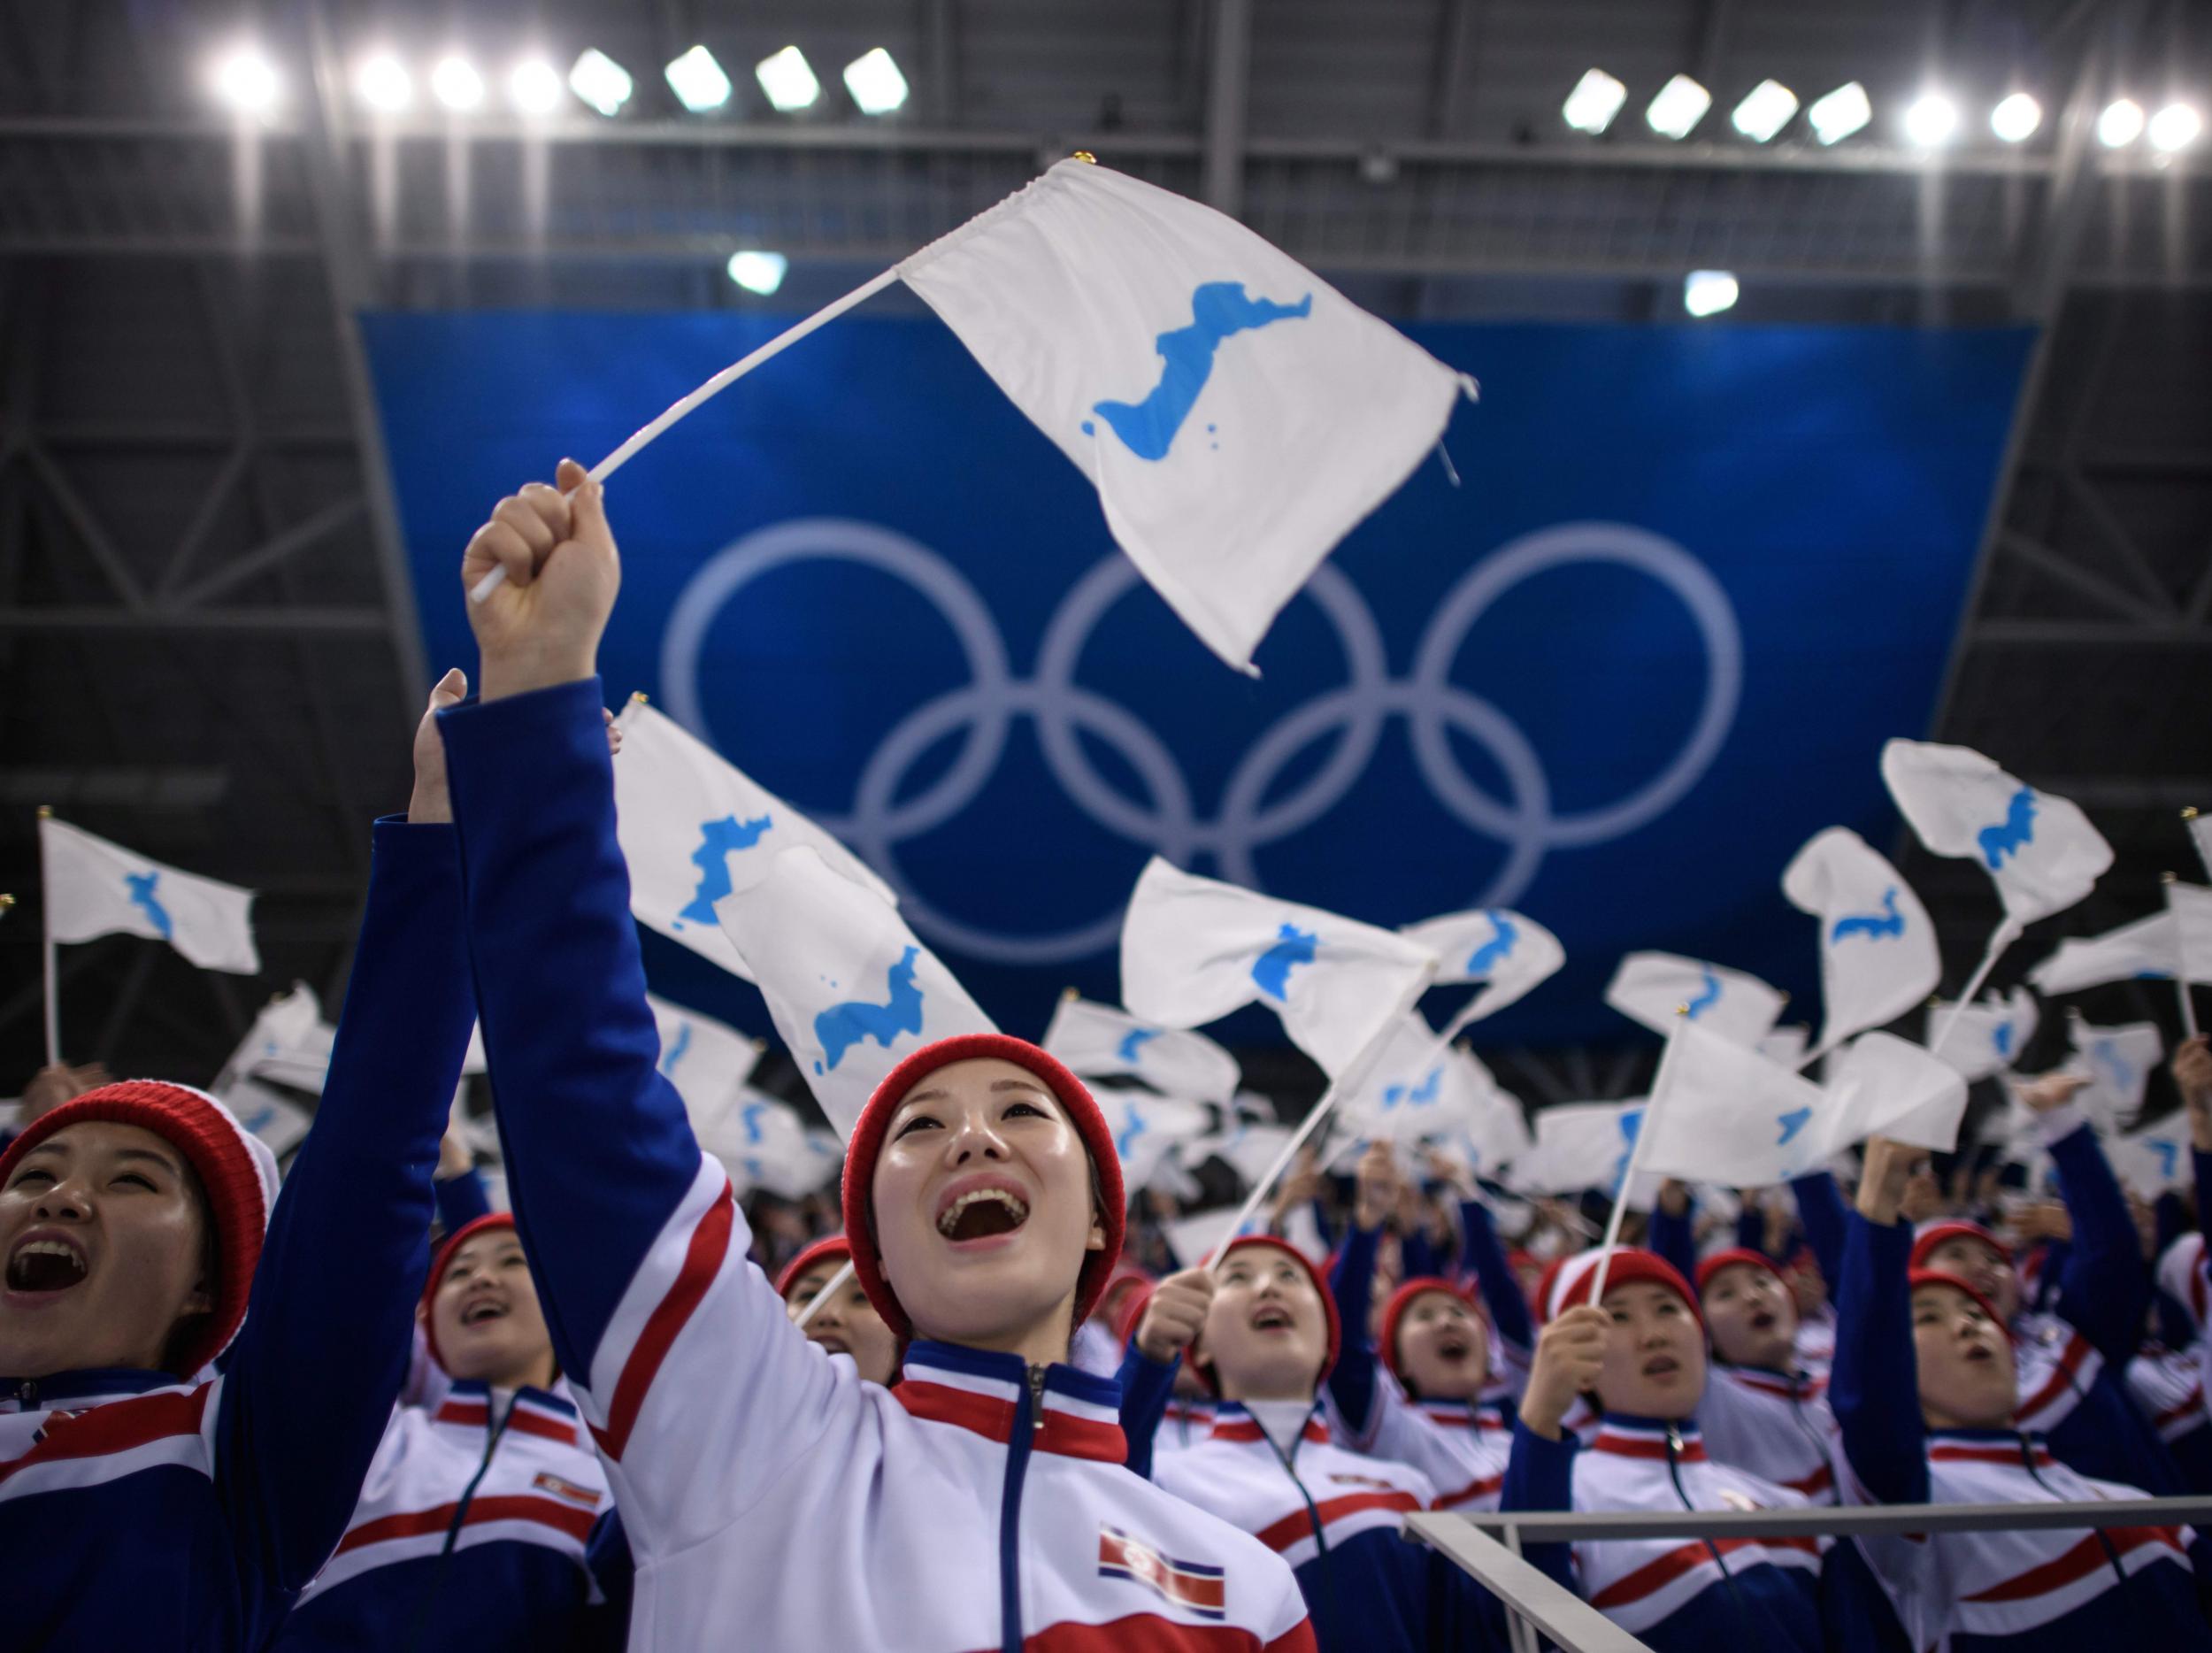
[1926,918,2024,1064]
[2166,874,2201,1042]
[470,265,902,604]
[1205,959,1440,1271]
[792,1257,858,1331]
[1585,1008,1690,1306]
[35,807,59,1067]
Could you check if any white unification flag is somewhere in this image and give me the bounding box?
[1824,1032,1970,1156]
[1399,907,1565,1026]
[1930,987,2039,1082]
[2107,1117,2193,1198]
[219,1077,314,1160]
[1164,1206,1263,1271]
[1880,741,2111,926]
[1760,1026,1811,1068]
[2030,908,2185,996]
[1336,1014,1492,1144]
[1781,827,1940,1054]
[2064,1011,2163,1132]
[1094,1088,1211,1194]
[898,160,1471,673]
[2193,814,2212,883]
[1119,858,1439,1080]
[612,703,895,984]
[715,845,994,1136]
[1041,996,1241,1105]
[40,815,258,973]
[214,984,327,1094]
[1603,951,1786,1048]
[1510,1101,1658,1208]
[1188,1119,1294,1189]
[647,992,761,1123]
[1437,1071,1536,1180]
[697,1087,840,1200]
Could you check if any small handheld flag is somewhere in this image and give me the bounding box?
[1602,950,1786,1048]
[1041,996,1242,1106]
[1781,826,1939,1061]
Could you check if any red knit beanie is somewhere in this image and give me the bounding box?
[419,1213,521,1372]
[1379,1276,1481,1382]
[839,1034,1126,1341]
[1113,1280,1156,1350]
[775,1234,853,1300]
[1542,1246,1703,1328]
[1194,1235,1342,1395]
[0,1080,280,1377]
[1694,1248,1793,1298]
[1907,1268,2016,1342]
[1909,1219,2010,1274]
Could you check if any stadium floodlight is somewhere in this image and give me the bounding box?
[665,44,733,112]
[1990,92,2041,142]
[1731,80,1798,142]
[2097,98,2144,147]
[355,53,411,113]
[726,250,788,295]
[756,45,820,111]
[430,55,486,111]
[843,48,909,115]
[1645,74,1712,139]
[569,49,634,117]
[212,44,280,116]
[1562,68,1628,135]
[1807,81,1872,144]
[2148,103,2202,152]
[510,58,565,115]
[1901,92,1961,147]
[1683,270,1740,318]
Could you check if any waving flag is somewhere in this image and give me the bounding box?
[1442,1088,1536,1180]
[214,983,329,1094]
[40,814,258,973]
[695,1086,841,1199]
[2107,1118,2193,1198]
[1881,741,2111,926]
[1634,1020,1831,1187]
[1929,988,2039,1082]
[1186,1119,1295,1188]
[1399,907,1565,1027]
[2030,907,2185,996]
[612,701,895,984]
[219,1076,314,1160]
[1760,1026,1811,1068]
[898,159,1472,673]
[2064,1011,2163,1132]
[1094,1089,1211,1193]
[1041,996,1241,1105]
[1119,857,1438,1079]
[647,992,762,1122]
[1824,1032,1969,1155]
[1510,1101,1658,1207]
[715,845,993,1135]
[1781,827,1939,1056]
[1603,951,1786,1048]
[1336,1013,1491,1144]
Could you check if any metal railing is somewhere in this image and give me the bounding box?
[1407,1496,2212,1653]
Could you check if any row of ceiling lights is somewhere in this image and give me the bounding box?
[1563,68,2202,152]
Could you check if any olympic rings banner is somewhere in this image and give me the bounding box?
[364,312,2031,1049]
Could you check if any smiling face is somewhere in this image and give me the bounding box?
[784,1257,900,1386]
[1394,1288,1488,1401]
[1923,1235,2017,1324]
[427,1227,556,1390]
[1195,1245,1331,1403]
[0,1121,213,1379]
[869,1057,1105,1359]
[1594,1280,1706,1419]
[1701,1262,1798,1373]
[1912,1281,2016,1429]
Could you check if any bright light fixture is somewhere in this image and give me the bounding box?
[430,55,485,111]
[665,44,733,111]
[1732,79,1799,142]
[1901,92,1961,147]
[569,49,634,117]
[1683,270,1740,318]
[726,250,788,295]
[1562,68,1628,135]
[1645,74,1712,139]
[842,47,909,115]
[212,45,280,116]
[2097,98,2145,147]
[2148,103,2202,152]
[510,58,565,115]
[355,53,411,113]
[1990,92,2041,142]
[1807,81,1872,144]
[755,45,820,111]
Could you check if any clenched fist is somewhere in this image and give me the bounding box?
[461,459,621,702]
[1522,1303,1608,1440]
[1135,1267,1217,1364]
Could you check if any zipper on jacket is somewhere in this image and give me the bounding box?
[999,1368,1043,1653]
[1668,1422,1757,1638]
[2018,1431,2129,1590]
[403,1393,514,1653]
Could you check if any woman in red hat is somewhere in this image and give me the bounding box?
[434,465,1316,1651]
[0,674,481,1650]
[775,1234,900,1387]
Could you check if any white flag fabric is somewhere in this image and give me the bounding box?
[697,1087,841,1200]
[1760,1026,1811,1068]
[1880,741,2112,926]
[1041,996,1241,1105]
[2107,1118,2193,1198]
[219,1077,314,1160]
[714,845,994,1136]
[2177,883,2212,982]
[1824,1032,1970,1156]
[1187,1119,1295,1189]
[2065,1011,2163,1132]
[1781,827,1940,1053]
[1093,1088,1211,1194]
[1119,858,1439,1079]
[1399,907,1565,1024]
[612,702,895,984]
[2029,908,2185,996]
[40,815,259,973]
[1510,1101,1660,1209]
[1336,1014,1489,1144]
[898,160,1471,672]
[647,992,761,1123]
[1164,1207,1262,1271]
[1930,988,2039,1082]
[2193,815,2212,883]
[214,984,327,1094]
[1603,951,1786,1048]
[1441,1092,1536,1181]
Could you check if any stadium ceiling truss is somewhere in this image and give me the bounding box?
[0,0,2206,1101]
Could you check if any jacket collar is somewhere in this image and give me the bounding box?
[1,1366,179,1411]
[1592,1411,1706,1461]
[1415,1394,1507,1430]
[893,1340,1127,1462]
[1927,1426,2053,1466]
[431,1377,582,1445]
[1209,1399,1329,1446]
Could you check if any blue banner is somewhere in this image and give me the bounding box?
[363,311,2030,1051]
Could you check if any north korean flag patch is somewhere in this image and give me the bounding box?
[1099,1524,1226,1619]
[533,1470,604,1508]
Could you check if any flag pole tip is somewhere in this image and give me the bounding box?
[630,690,649,704]
[2184,806,2199,820]
[36,804,52,819]
[0,893,13,909]
[1061,986,1080,1001]
[1071,150,1096,164]
[2163,871,2178,885]
[1674,1003,1690,1017]
[1777,991,1791,1005]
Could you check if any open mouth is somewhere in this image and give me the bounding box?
[1436,1336,1473,1362]
[1748,1311,1777,1332]
[812,1332,850,1356]
[1963,1344,1994,1364]
[935,1182,1030,1243]
[460,1299,509,1327]
[1641,1355,1681,1379]
[1250,1304,1294,1334]
[5,1236,88,1295]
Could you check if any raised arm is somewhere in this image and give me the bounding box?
[433,1111,494,1234]
[2175,1038,2212,1241]
[1830,1139,1929,1506]
[215,674,480,1594]
[1647,1180,1699,1285]
[1787,1171,1847,1296]
[2026,1073,2151,1363]
[1120,1268,1214,1478]
[1457,1194,1534,1362]
[1324,1144,1396,1438]
[1501,1304,1606,1592]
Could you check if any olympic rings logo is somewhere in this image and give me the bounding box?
[661,519,1742,965]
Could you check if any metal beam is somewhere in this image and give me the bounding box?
[1201,0,1251,216]
[0,606,391,634]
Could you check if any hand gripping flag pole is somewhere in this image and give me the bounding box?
[793,1257,859,1332]
[1584,1004,1693,1307]
[2166,873,2201,1042]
